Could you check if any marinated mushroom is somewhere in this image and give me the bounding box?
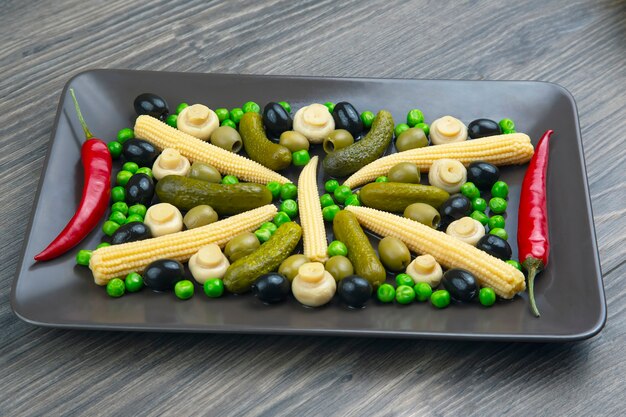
[445,217,486,245]
[403,203,441,229]
[152,148,191,180]
[188,243,230,284]
[210,126,243,152]
[428,159,467,193]
[177,104,219,141]
[429,116,468,145]
[292,262,337,307]
[405,254,443,288]
[292,103,335,144]
[183,205,218,229]
[144,203,183,237]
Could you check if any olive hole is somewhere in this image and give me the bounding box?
[231,140,243,153]
[323,139,335,153]
[432,214,441,229]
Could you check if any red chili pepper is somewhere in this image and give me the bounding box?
[517,129,553,317]
[34,89,112,261]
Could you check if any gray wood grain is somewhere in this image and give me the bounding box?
[1,0,624,416]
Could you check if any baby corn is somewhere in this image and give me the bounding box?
[297,156,328,262]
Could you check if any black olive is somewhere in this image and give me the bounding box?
[337,275,372,308]
[143,259,184,291]
[332,102,363,138]
[442,269,478,302]
[439,194,472,229]
[133,93,169,120]
[467,161,500,191]
[467,118,502,139]
[125,173,154,206]
[476,234,512,261]
[262,102,293,138]
[251,273,290,303]
[122,139,159,167]
[110,222,152,245]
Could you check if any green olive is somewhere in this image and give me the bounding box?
[188,162,222,183]
[183,205,218,229]
[224,232,261,262]
[377,236,411,272]
[323,129,354,153]
[396,127,429,152]
[210,126,243,152]
[325,255,354,282]
[278,254,309,282]
[403,202,441,228]
[388,162,421,183]
[279,131,310,152]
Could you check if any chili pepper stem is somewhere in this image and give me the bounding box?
[69,88,94,140]
[523,257,543,317]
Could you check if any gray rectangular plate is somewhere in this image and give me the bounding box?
[11,70,606,341]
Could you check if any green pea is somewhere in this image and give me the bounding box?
[75,249,92,266]
[116,170,133,186]
[273,212,291,227]
[102,220,120,236]
[280,183,298,200]
[414,122,430,137]
[125,214,144,224]
[489,227,508,240]
[204,278,224,298]
[479,287,496,307]
[128,204,147,218]
[324,102,335,113]
[375,176,388,183]
[395,285,416,304]
[111,201,129,216]
[122,162,139,174]
[215,108,229,122]
[414,282,433,302]
[280,199,298,219]
[345,194,360,206]
[322,205,340,222]
[406,109,424,127]
[175,280,195,300]
[165,114,178,128]
[361,111,375,129]
[472,197,487,212]
[461,182,480,199]
[320,193,335,208]
[255,228,272,243]
[222,175,239,185]
[125,272,144,293]
[506,260,523,271]
[135,167,153,178]
[176,103,189,114]
[499,118,515,133]
[470,210,489,225]
[229,108,244,124]
[491,181,509,199]
[377,284,396,303]
[488,215,505,230]
[278,101,291,113]
[111,186,125,203]
[328,240,348,257]
[394,123,410,138]
[109,211,127,225]
[259,222,278,234]
[333,185,352,204]
[324,179,339,193]
[107,141,122,159]
[266,181,282,200]
[96,242,111,249]
[242,101,260,114]
[221,118,236,129]
[106,278,125,298]
[395,273,414,287]
[117,128,134,144]
[430,289,451,308]
[489,197,508,214]
[292,150,311,166]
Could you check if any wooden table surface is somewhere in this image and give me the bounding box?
[1,1,624,415]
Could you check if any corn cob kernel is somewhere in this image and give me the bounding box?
[134,115,289,184]
[345,206,525,298]
[297,156,328,262]
[343,133,534,188]
[89,205,277,285]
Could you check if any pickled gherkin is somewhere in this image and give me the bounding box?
[359,182,449,212]
[239,112,292,171]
